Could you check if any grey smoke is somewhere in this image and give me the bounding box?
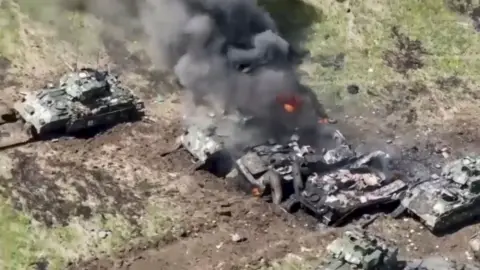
[70,0,332,148]
[140,0,329,143]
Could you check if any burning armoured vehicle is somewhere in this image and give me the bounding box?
[316,229,399,270]
[236,135,407,226]
[0,68,144,148]
[395,156,480,233]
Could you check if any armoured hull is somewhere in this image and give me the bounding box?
[299,178,407,226]
[400,156,480,233]
[317,229,398,270]
[13,68,144,136]
[235,136,405,224]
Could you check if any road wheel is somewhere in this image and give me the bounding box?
[265,171,283,205]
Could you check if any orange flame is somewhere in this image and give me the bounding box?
[252,187,262,197]
[284,103,295,113]
[276,93,302,113]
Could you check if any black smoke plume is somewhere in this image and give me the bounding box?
[68,0,336,150]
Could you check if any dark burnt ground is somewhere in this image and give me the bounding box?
[383,26,429,76]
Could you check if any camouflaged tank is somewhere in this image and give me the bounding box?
[13,68,144,135]
[317,229,398,270]
[398,156,480,232]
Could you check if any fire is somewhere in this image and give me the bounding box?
[252,187,262,197]
[276,93,301,113]
[284,103,295,113]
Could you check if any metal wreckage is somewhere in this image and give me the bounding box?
[171,112,408,226]
[173,112,480,232]
[0,67,144,148]
[316,229,480,270]
[393,156,480,233]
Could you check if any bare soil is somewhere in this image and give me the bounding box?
[2,79,480,269]
[61,96,480,270]
[4,1,480,268]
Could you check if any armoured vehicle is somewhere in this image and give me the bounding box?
[315,229,398,270]
[165,112,251,176]
[396,156,480,232]
[236,135,407,225]
[13,68,144,136]
[404,256,480,270]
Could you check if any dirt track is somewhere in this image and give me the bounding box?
[20,96,477,269]
[0,85,479,270]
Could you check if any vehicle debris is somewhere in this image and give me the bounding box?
[395,156,480,233]
[165,112,250,175]
[236,133,406,225]
[0,68,144,149]
[316,229,399,270]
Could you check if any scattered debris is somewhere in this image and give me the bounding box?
[230,233,246,243]
[236,132,406,226]
[98,230,112,239]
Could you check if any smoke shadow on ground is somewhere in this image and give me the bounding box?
[259,0,323,52]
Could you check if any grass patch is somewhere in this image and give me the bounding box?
[0,0,104,73]
[0,198,178,270]
[298,0,480,126]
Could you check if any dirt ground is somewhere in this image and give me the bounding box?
[20,94,477,270]
[3,0,480,269]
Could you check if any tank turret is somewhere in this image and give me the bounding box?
[13,68,144,135]
[399,156,480,233]
[319,229,398,270]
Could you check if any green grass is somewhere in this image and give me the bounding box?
[1,0,480,268]
[0,1,180,269]
[0,197,178,270]
[298,0,480,122]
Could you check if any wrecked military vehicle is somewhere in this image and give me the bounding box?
[14,68,144,135]
[0,68,144,149]
[404,256,480,270]
[315,229,399,270]
[395,156,480,233]
[236,134,407,226]
[164,112,253,175]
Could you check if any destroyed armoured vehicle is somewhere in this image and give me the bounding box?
[396,156,480,232]
[13,68,144,135]
[236,136,407,225]
[167,113,252,175]
[316,229,398,270]
[404,256,480,270]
